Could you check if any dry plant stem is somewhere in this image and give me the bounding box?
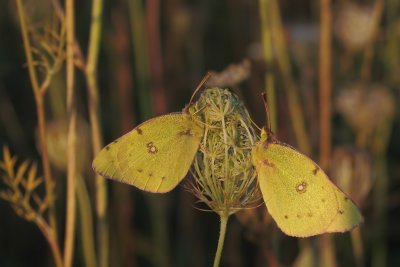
[111,7,136,266]
[270,0,310,155]
[76,174,98,267]
[318,1,336,267]
[351,228,364,267]
[319,235,336,267]
[85,0,108,265]
[319,0,332,171]
[213,214,229,267]
[36,217,64,267]
[259,0,277,131]
[15,0,58,235]
[64,0,77,266]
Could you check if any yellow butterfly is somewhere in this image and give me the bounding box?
[252,128,363,237]
[92,76,211,193]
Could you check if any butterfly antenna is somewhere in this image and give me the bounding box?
[261,92,272,132]
[189,72,212,105]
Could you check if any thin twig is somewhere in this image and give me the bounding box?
[36,217,64,267]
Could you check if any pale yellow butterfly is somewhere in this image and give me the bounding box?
[92,75,210,193]
[252,96,363,237]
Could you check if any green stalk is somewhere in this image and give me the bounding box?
[84,0,108,266]
[259,0,277,131]
[213,215,229,267]
[128,0,152,119]
[64,0,77,266]
[128,1,169,266]
[76,175,98,267]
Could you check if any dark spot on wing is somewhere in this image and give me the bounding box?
[297,214,302,218]
[113,140,118,144]
[344,196,349,202]
[338,210,344,215]
[136,127,143,135]
[137,169,143,173]
[146,142,158,154]
[105,146,110,151]
[284,215,289,219]
[312,165,320,175]
[149,173,153,177]
[161,176,166,180]
[296,181,307,193]
[321,198,326,203]
[307,212,313,217]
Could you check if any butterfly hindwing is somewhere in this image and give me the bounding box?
[93,113,203,193]
[252,140,363,237]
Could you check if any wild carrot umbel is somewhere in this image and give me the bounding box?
[187,88,260,267]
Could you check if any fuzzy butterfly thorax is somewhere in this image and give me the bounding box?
[187,88,261,216]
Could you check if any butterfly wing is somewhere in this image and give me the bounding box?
[252,141,363,237]
[93,113,203,193]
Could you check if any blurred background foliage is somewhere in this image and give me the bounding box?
[0,0,400,266]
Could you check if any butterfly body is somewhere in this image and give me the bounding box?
[252,129,363,237]
[93,113,203,193]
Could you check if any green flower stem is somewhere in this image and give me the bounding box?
[213,214,229,267]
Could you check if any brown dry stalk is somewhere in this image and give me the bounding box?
[15,0,58,235]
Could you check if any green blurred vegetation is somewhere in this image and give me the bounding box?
[0,0,400,266]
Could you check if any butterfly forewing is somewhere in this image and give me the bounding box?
[93,113,203,193]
